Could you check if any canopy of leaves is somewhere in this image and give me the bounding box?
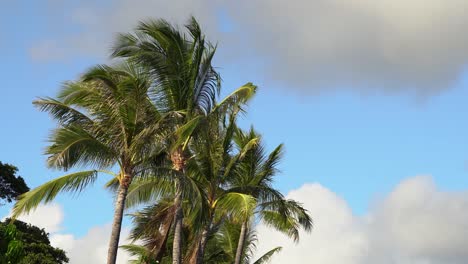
[0,161,29,204]
[0,219,69,264]
[0,223,24,264]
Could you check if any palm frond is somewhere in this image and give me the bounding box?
[125,173,176,209]
[12,170,98,217]
[213,83,257,116]
[33,97,94,127]
[215,193,256,222]
[46,125,116,170]
[174,115,204,150]
[252,247,282,264]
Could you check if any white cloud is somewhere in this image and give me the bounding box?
[255,176,468,264]
[4,176,468,263]
[49,233,75,252]
[2,203,132,264]
[30,0,468,95]
[7,203,65,233]
[255,184,368,264]
[225,0,468,95]
[51,224,132,264]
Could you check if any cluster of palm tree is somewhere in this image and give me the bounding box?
[12,17,312,264]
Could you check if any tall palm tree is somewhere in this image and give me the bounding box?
[230,128,313,264]
[185,108,261,264]
[122,88,257,264]
[113,17,219,264]
[12,63,164,264]
[112,16,256,264]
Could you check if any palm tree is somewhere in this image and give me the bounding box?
[123,198,177,264]
[113,17,219,264]
[200,219,282,264]
[122,88,257,264]
[12,62,164,264]
[123,208,283,264]
[230,128,313,264]
[112,16,256,264]
[185,108,261,264]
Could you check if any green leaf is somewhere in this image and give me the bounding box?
[12,170,98,218]
[213,83,257,115]
[174,115,204,150]
[252,246,282,264]
[46,125,116,170]
[215,193,256,222]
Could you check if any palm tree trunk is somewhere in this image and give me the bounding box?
[194,227,209,264]
[171,148,186,264]
[189,223,210,264]
[172,185,183,264]
[193,212,214,264]
[155,220,173,263]
[107,173,132,264]
[234,221,248,264]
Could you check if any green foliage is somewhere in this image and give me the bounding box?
[0,223,24,264]
[17,15,311,264]
[252,247,282,264]
[123,104,311,264]
[0,219,68,264]
[13,170,98,217]
[0,161,29,205]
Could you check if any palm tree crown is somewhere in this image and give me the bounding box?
[13,62,164,264]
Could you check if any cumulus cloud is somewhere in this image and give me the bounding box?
[51,224,132,264]
[30,0,468,95]
[3,177,467,263]
[2,203,132,264]
[255,176,468,264]
[12,203,65,233]
[226,0,468,95]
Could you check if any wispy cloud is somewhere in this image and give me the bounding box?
[29,0,468,96]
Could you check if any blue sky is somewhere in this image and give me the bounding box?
[2,1,468,263]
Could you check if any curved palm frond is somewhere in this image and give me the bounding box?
[212,83,257,117]
[33,97,94,127]
[121,244,159,264]
[12,170,98,217]
[252,247,282,264]
[45,125,116,170]
[125,174,175,209]
[215,193,256,222]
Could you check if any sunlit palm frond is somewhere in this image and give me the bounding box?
[213,83,257,117]
[45,125,116,170]
[12,170,98,217]
[215,193,256,222]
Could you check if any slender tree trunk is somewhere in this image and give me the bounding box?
[234,221,248,264]
[172,185,183,264]
[107,173,132,264]
[193,212,214,264]
[171,148,186,264]
[189,222,210,264]
[155,220,173,263]
[194,227,209,264]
